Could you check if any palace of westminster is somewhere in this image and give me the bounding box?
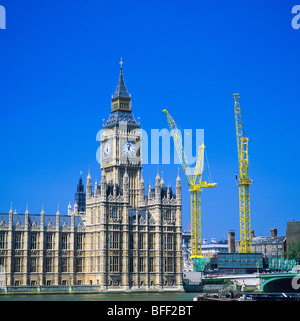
[0,62,184,292]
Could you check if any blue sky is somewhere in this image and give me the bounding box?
[0,0,299,240]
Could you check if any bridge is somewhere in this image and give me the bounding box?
[204,272,300,293]
[259,273,300,292]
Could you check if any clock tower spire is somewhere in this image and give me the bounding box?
[111,57,131,112]
[100,59,142,208]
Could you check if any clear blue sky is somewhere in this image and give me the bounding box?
[0,0,299,241]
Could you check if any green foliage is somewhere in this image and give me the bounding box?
[287,240,300,260]
[202,278,229,285]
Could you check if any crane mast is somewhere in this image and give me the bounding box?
[233,94,253,253]
[163,109,216,259]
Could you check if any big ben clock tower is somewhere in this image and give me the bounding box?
[100,59,142,207]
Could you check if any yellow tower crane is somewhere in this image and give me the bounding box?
[162,109,216,259]
[233,94,253,253]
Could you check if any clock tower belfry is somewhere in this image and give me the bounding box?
[100,59,142,207]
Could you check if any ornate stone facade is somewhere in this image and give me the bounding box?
[0,62,183,292]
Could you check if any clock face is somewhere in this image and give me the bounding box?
[122,141,136,157]
[103,141,111,158]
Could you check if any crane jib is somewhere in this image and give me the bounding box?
[163,109,217,259]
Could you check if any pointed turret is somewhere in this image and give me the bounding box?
[56,204,60,215]
[86,169,92,198]
[9,203,13,226]
[9,203,13,215]
[25,203,29,226]
[74,201,78,214]
[111,58,131,110]
[139,171,145,202]
[176,170,182,204]
[40,204,45,229]
[94,178,99,197]
[148,183,153,199]
[167,186,171,199]
[123,167,129,202]
[101,171,107,197]
[71,204,75,229]
[140,170,145,187]
[160,172,165,189]
[56,204,60,230]
[176,170,181,185]
[68,202,72,215]
[87,168,91,181]
[124,167,129,183]
[155,169,161,200]
[155,169,160,184]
